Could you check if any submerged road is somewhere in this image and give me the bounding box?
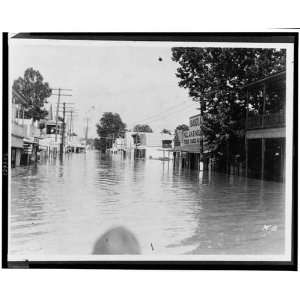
[9,151,285,257]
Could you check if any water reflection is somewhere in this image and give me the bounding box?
[9,151,285,256]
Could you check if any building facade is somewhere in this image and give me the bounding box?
[245,71,286,182]
[11,89,41,167]
[110,132,174,160]
[172,70,286,182]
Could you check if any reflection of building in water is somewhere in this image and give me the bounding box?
[245,71,286,182]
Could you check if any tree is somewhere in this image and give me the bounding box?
[13,68,52,121]
[175,124,189,132]
[133,124,153,132]
[85,138,95,146]
[161,128,172,135]
[94,138,104,151]
[38,120,46,130]
[171,47,286,155]
[96,112,126,151]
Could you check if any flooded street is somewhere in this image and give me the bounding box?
[9,151,285,257]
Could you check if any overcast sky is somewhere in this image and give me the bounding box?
[9,39,199,138]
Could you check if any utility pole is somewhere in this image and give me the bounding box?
[57,103,77,160]
[65,109,77,141]
[60,102,66,159]
[84,106,95,147]
[51,88,72,143]
[199,98,204,160]
[70,110,73,140]
[197,97,204,171]
[196,94,208,171]
[54,88,61,143]
[85,117,89,144]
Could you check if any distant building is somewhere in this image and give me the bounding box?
[110,132,174,160]
[39,120,86,154]
[36,118,62,157]
[130,132,174,159]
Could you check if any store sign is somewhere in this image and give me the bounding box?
[183,131,201,145]
[183,115,202,145]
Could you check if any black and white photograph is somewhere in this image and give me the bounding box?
[3,33,296,268]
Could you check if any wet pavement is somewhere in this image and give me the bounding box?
[9,151,285,256]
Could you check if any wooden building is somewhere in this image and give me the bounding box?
[11,88,41,167]
[245,71,286,181]
[11,89,27,167]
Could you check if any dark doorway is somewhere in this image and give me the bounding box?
[247,139,262,179]
[264,138,285,182]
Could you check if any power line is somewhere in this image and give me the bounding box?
[129,100,196,127]
[143,104,197,125]
[54,88,72,142]
[129,100,195,125]
[129,100,191,125]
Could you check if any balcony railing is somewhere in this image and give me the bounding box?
[247,112,285,130]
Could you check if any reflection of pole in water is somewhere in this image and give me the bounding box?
[167,154,170,172]
[59,102,66,161]
[199,169,210,184]
[58,160,64,178]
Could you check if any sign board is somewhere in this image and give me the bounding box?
[183,114,202,147]
[23,144,32,154]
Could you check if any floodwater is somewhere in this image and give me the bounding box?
[9,151,285,257]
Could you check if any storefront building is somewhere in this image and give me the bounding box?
[11,89,26,167]
[245,71,286,182]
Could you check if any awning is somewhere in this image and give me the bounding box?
[23,138,38,144]
[11,136,24,148]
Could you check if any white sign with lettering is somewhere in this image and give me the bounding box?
[183,115,202,145]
